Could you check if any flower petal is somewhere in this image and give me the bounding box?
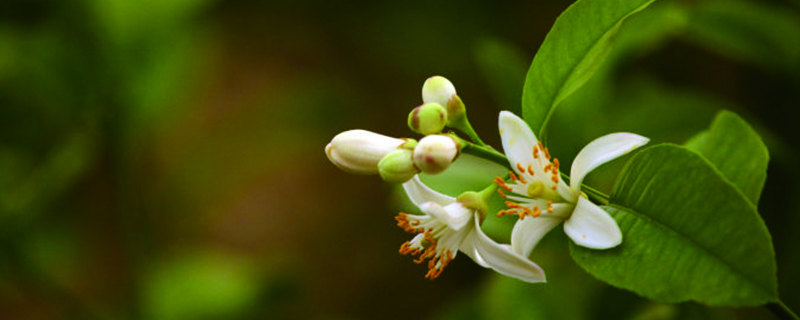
[471,213,546,283]
[402,175,455,207]
[499,111,537,175]
[569,133,649,192]
[510,203,573,257]
[419,202,472,231]
[458,230,490,268]
[563,197,622,249]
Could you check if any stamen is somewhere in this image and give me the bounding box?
[532,145,540,159]
[509,171,519,181]
[396,213,420,233]
[493,177,512,191]
[544,164,552,173]
[544,147,551,159]
[497,189,507,198]
[516,163,527,174]
[528,164,535,176]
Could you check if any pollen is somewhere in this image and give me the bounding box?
[497,189,507,198]
[532,145,540,159]
[527,164,535,175]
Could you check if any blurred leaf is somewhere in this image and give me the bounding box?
[90,0,211,41]
[522,0,656,140]
[609,0,688,63]
[144,250,261,320]
[0,134,94,223]
[473,39,527,115]
[570,145,777,306]
[685,111,768,204]
[682,0,800,72]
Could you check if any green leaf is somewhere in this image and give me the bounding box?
[570,145,777,306]
[522,0,656,139]
[685,111,769,204]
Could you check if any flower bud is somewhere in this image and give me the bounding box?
[378,149,419,184]
[413,135,459,175]
[408,103,447,135]
[422,76,456,107]
[326,130,405,174]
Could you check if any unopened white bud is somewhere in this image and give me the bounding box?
[413,135,459,175]
[422,76,457,107]
[378,149,419,184]
[326,130,405,174]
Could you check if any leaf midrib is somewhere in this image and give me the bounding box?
[606,203,774,300]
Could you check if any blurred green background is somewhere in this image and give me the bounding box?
[1,0,799,319]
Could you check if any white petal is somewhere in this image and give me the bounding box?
[326,130,405,174]
[499,111,537,175]
[458,230,490,268]
[570,133,649,192]
[402,175,455,207]
[563,197,622,249]
[471,213,546,283]
[419,202,472,231]
[511,216,562,258]
[510,203,573,257]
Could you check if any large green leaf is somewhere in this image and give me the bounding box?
[570,145,777,306]
[685,111,768,205]
[522,0,656,139]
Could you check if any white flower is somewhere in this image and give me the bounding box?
[397,176,546,282]
[325,130,407,174]
[494,111,648,258]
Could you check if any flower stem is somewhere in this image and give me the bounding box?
[767,301,799,320]
[459,140,511,170]
[457,119,486,146]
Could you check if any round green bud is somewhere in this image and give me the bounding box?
[378,149,419,184]
[422,76,456,107]
[408,103,447,135]
[413,135,459,175]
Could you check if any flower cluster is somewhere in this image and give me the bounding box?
[324,76,649,283]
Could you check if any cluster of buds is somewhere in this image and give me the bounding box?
[325,76,466,184]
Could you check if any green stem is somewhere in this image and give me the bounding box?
[478,182,500,200]
[767,301,799,320]
[460,140,511,170]
[458,117,486,146]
